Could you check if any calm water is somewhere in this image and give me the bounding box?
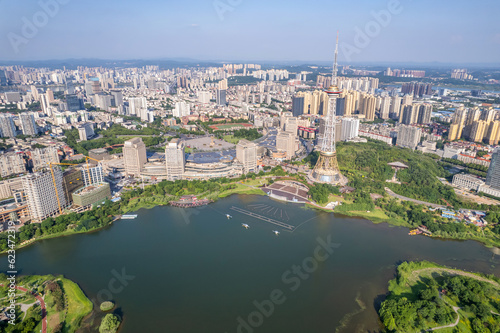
[8,195,500,332]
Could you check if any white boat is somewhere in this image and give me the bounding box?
[226,214,232,219]
[121,214,138,220]
[242,223,249,229]
[273,230,280,235]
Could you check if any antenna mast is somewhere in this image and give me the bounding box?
[332,31,339,84]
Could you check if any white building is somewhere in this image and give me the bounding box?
[23,168,67,222]
[165,139,185,180]
[78,122,95,141]
[341,118,359,141]
[173,101,191,118]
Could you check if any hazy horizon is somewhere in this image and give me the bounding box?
[1,0,499,64]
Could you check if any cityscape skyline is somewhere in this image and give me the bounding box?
[1,0,500,64]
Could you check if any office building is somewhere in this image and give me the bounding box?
[23,168,67,222]
[486,149,500,190]
[165,139,185,180]
[0,114,16,138]
[123,137,147,177]
[66,94,84,111]
[19,112,38,136]
[236,139,258,174]
[276,131,296,159]
[291,95,304,117]
[78,123,95,141]
[397,125,422,150]
[216,79,228,106]
[72,182,111,207]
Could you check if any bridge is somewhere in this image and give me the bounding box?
[230,206,295,231]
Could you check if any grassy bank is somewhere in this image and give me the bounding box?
[379,261,500,332]
[0,274,93,333]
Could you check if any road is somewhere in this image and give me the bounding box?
[0,284,47,333]
[385,187,445,209]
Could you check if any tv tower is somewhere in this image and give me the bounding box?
[310,32,347,185]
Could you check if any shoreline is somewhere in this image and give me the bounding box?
[3,190,499,255]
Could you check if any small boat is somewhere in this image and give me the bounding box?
[226,214,232,219]
[121,214,138,220]
[242,224,249,229]
[273,230,280,235]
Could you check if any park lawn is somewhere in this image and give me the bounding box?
[60,278,93,332]
[335,207,399,224]
[218,183,265,198]
[223,135,240,144]
[240,178,269,186]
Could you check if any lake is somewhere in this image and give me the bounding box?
[9,195,500,332]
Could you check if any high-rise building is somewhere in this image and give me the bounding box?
[292,95,304,117]
[397,125,422,150]
[128,97,147,116]
[165,139,185,180]
[401,82,433,97]
[276,131,296,159]
[123,137,147,177]
[82,165,104,186]
[110,90,124,107]
[0,114,17,138]
[0,153,26,178]
[469,120,489,143]
[341,118,359,141]
[486,149,500,190]
[66,94,84,112]
[449,107,467,141]
[379,97,391,120]
[20,112,38,136]
[78,123,95,141]
[389,96,402,119]
[400,105,418,125]
[31,147,60,170]
[216,79,228,106]
[464,108,481,139]
[23,168,67,222]
[236,139,258,173]
[4,92,21,103]
[485,121,500,145]
[197,91,211,104]
[173,101,190,118]
[417,104,432,124]
[361,94,376,121]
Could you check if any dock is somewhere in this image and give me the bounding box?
[229,206,295,231]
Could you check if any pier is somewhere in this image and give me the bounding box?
[229,206,295,231]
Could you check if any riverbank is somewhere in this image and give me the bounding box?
[379,261,500,332]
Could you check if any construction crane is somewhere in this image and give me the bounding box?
[48,156,102,215]
[48,162,80,215]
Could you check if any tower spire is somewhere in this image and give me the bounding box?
[332,31,339,83]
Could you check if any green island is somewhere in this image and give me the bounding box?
[0,274,93,333]
[379,261,500,332]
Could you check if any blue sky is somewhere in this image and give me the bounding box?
[0,0,499,63]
